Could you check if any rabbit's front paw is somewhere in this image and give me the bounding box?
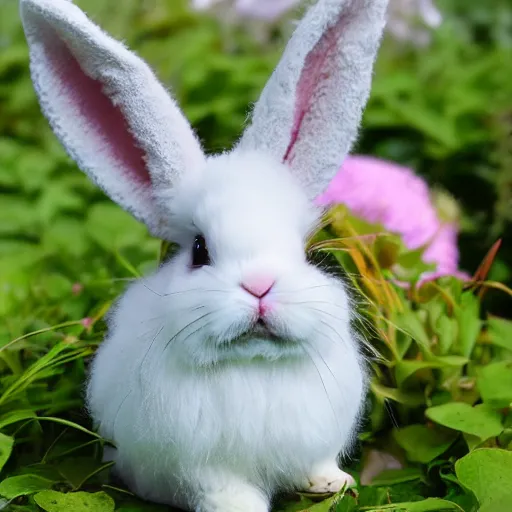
[304,460,356,494]
[195,474,268,512]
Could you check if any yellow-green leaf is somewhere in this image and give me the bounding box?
[477,361,512,408]
[426,402,503,440]
[34,490,115,512]
[456,449,512,512]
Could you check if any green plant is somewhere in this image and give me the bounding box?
[0,210,510,511]
[1,0,511,510]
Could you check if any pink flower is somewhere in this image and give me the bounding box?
[387,0,443,46]
[317,155,468,282]
[190,0,442,41]
[81,317,93,329]
[72,283,83,295]
[235,0,299,20]
[191,0,299,21]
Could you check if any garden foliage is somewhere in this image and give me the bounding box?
[0,0,511,511]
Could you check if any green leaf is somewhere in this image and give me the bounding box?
[456,449,512,512]
[0,474,54,499]
[455,293,482,357]
[0,432,14,471]
[393,424,456,463]
[477,361,512,408]
[36,181,86,225]
[487,317,512,351]
[393,311,431,351]
[361,498,463,511]
[357,486,390,507]
[395,361,440,388]
[42,218,89,257]
[435,316,458,355]
[334,495,358,512]
[369,467,423,486]
[86,203,149,250]
[371,382,425,406]
[39,274,73,301]
[426,402,503,440]
[433,355,469,367]
[34,490,115,512]
[0,195,38,235]
[297,489,346,511]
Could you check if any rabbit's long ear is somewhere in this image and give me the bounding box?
[237,0,388,201]
[20,0,205,239]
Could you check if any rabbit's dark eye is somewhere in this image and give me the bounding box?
[192,235,210,268]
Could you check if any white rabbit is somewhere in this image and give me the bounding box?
[20,0,388,510]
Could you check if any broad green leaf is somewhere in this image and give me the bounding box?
[393,424,456,463]
[433,355,469,367]
[477,361,512,408]
[426,402,503,440]
[361,498,462,511]
[456,449,512,512]
[487,317,512,351]
[435,316,458,355]
[34,490,115,512]
[463,433,483,451]
[455,293,481,357]
[369,467,423,486]
[0,474,53,499]
[394,355,467,389]
[395,360,440,388]
[0,432,14,471]
[393,311,431,351]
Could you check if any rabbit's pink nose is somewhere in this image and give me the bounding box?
[241,275,275,299]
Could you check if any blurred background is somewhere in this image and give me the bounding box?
[0,0,511,334]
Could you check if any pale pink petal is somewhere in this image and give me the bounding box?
[81,317,93,328]
[317,155,468,282]
[235,0,299,20]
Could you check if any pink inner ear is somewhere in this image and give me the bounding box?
[283,16,344,164]
[48,31,150,186]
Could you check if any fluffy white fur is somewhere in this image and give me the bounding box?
[20,0,389,509]
[87,153,365,510]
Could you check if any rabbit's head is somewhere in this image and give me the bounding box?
[21,0,388,365]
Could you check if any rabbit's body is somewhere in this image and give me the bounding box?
[21,0,388,509]
[87,154,365,508]
[90,297,362,507]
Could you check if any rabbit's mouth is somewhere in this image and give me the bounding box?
[211,318,303,363]
[251,319,276,338]
[233,319,283,344]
